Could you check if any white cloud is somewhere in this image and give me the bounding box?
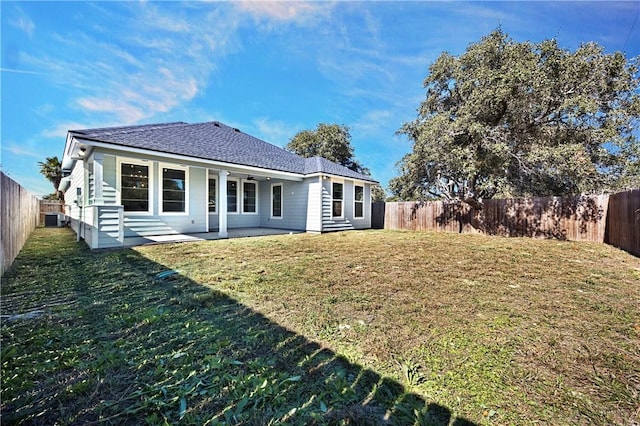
[0,68,41,75]
[41,122,90,138]
[19,2,246,126]
[252,117,299,146]
[235,1,327,23]
[10,7,35,37]
[352,109,393,137]
[3,142,41,158]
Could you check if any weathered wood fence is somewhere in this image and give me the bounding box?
[373,190,639,256]
[40,200,65,225]
[605,189,640,256]
[1,173,41,277]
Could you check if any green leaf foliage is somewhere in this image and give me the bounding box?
[391,29,640,203]
[287,123,387,200]
[38,156,64,198]
[286,123,370,175]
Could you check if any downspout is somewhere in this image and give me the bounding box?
[76,187,83,242]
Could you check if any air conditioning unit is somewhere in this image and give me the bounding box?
[57,213,67,227]
[44,213,67,227]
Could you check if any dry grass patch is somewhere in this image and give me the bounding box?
[137,229,640,425]
[2,228,638,425]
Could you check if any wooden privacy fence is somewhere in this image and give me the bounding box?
[40,200,64,225]
[605,189,640,256]
[1,172,41,277]
[374,190,639,255]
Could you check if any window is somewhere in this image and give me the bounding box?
[354,185,364,218]
[271,184,282,218]
[332,182,343,218]
[208,177,217,213]
[227,179,238,213]
[243,181,257,213]
[162,167,186,213]
[121,162,149,212]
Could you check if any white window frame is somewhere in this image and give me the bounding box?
[208,174,218,215]
[241,180,258,215]
[117,158,153,215]
[331,180,344,219]
[270,183,283,219]
[226,177,240,214]
[160,163,189,215]
[354,184,364,219]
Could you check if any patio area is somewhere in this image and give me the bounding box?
[122,228,304,248]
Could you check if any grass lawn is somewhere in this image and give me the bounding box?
[1,227,639,425]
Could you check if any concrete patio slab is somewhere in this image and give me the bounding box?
[122,228,303,248]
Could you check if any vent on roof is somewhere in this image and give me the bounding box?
[213,122,221,127]
[233,128,240,132]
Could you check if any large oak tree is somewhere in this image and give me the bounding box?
[390,30,640,205]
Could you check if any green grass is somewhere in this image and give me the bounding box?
[1,227,639,425]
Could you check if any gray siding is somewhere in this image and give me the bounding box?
[69,146,372,244]
[118,159,207,237]
[102,154,117,204]
[64,160,85,232]
[260,180,308,231]
[227,206,261,228]
[208,213,219,231]
[320,179,372,232]
[353,183,372,230]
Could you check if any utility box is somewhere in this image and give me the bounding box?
[44,213,66,227]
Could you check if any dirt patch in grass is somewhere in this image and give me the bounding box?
[2,228,639,425]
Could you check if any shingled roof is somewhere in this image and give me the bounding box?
[70,121,376,182]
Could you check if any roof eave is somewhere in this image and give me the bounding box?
[74,137,306,181]
[305,172,378,184]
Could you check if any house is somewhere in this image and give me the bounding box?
[59,121,377,249]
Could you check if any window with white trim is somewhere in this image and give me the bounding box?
[227,179,239,213]
[354,185,364,218]
[161,166,187,213]
[271,183,282,218]
[243,181,257,214]
[208,177,217,213]
[332,182,343,218]
[121,162,150,212]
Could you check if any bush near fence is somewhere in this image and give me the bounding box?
[374,189,639,256]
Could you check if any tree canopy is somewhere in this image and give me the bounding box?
[286,123,369,175]
[286,123,387,201]
[390,30,640,205]
[38,156,64,199]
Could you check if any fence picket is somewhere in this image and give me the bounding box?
[1,173,65,276]
[372,190,639,256]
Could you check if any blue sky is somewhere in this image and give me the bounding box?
[2,1,639,196]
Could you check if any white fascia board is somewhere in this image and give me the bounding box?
[305,172,378,185]
[75,138,305,182]
[61,133,76,169]
[58,176,72,192]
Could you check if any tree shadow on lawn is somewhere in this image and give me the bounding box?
[1,233,476,426]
